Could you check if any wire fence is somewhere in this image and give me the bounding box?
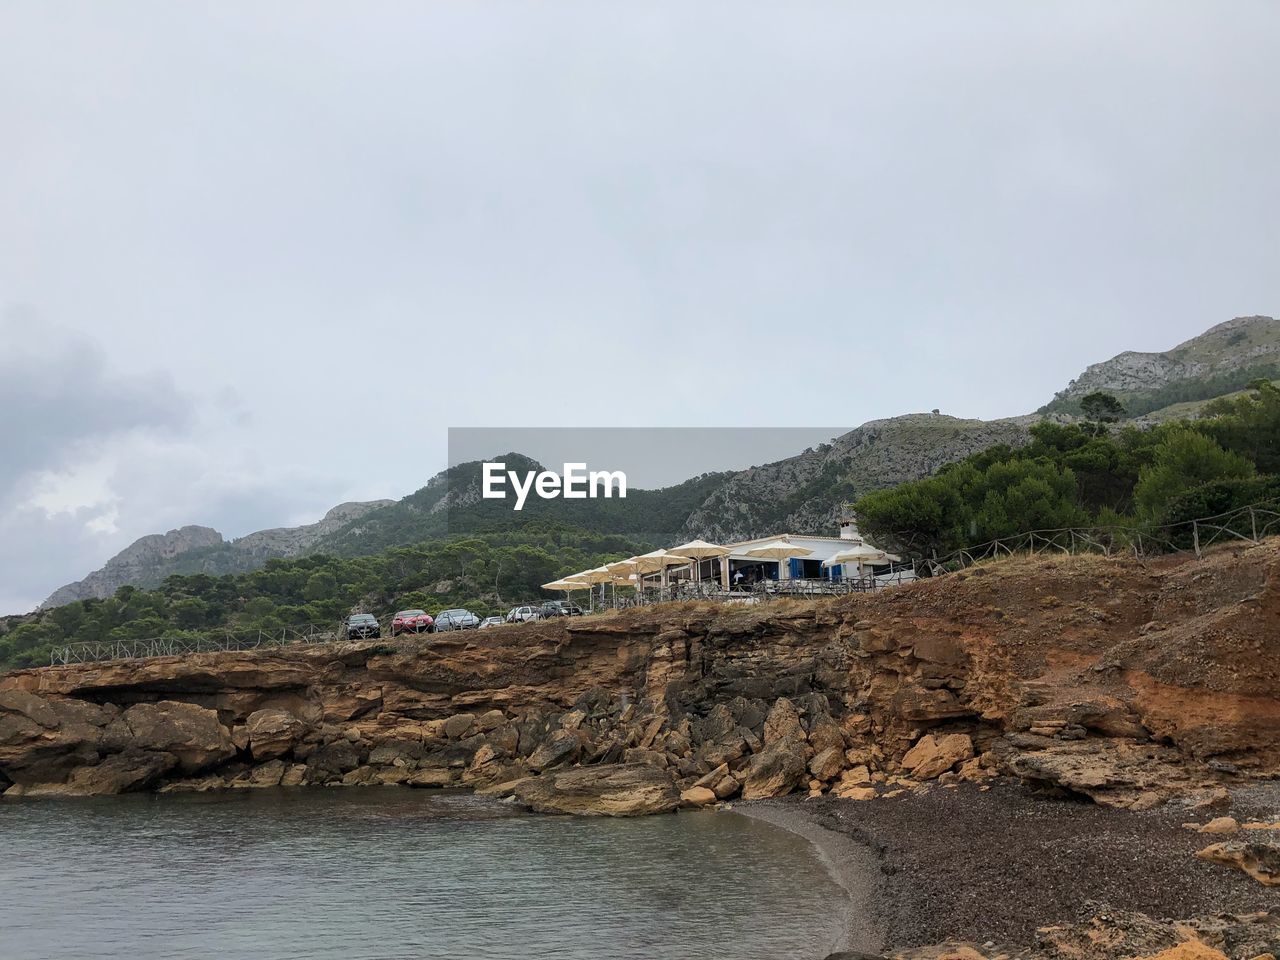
[41,501,1280,667]
[48,623,342,666]
[915,500,1280,576]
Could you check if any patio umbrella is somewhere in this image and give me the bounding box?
[822,543,890,578]
[631,549,693,593]
[567,566,612,584]
[669,539,729,584]
[742,539,813,581]
[605,559,641,604]
[566,565,613,610]
[541,579,582,593]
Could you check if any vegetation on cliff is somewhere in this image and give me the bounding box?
[856,382,1280,557]
[0,522,644,670]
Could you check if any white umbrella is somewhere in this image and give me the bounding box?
[742,538,812,581]
[567,566,612,584]
[669,539,729,584]
[566,565,612,610]
[541,578,582,592]
[822,544,891,579]
[631,549,692,594]
[630,549,693,571]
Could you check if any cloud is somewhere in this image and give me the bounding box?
[0,314,353,612]
[0,307,192,499]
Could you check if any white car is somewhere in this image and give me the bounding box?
[505,605,541,623]
[478,616,505,629]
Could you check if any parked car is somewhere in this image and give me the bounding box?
[539,600,584,618]
[478,616,505,629]
[505,605,541,623]
[345,613,381,640]
[391,609,434,635]
[434,608,481,631]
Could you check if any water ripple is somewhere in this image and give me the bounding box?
[0,789,848,960]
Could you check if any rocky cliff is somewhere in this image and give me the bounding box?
[41,525,226,608]
[41,500,395,609]
[5,541,1277,813]
[680,413,1040,543]
[1044,315,1280,416]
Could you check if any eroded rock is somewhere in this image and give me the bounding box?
[514,763,679,816]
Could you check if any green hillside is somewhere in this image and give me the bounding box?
[0,521,645,671]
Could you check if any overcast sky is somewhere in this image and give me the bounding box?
[2,2,1278,612]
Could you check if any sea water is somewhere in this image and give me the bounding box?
[0,789,848,960]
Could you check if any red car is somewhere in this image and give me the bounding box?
[391,609,434,635]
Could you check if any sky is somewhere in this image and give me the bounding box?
[1,2,1278,612]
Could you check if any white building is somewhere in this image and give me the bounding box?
[674,515,915,589]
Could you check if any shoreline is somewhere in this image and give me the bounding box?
[735,781,1280,955]
[733,800,886,957]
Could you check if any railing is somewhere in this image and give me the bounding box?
[915,500,1280,577]
[49,623,340,666]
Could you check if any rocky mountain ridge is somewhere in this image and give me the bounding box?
[1043,315,1280,416]
[41,500,393,608]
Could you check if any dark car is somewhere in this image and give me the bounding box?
[346,613,381,640]
[539,600,584,618]
[434,608,481,631]
[391,609,434,635]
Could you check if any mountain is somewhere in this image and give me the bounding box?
[677,413,1040,542]
[1041,315,1280,418]
[33,314,1275,612]
[36,414,1035,609]
[41,501,393,608]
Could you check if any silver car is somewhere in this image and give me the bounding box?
[434,608,481,631]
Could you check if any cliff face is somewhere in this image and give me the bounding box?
[1044,315,1280,414]
[41,525,226,608]
[4,542,1278,810]
[679,414,1040,544]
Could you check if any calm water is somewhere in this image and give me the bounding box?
[0,789,849,960]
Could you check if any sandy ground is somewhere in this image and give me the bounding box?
[740,780,1280,955]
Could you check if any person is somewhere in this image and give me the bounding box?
[733,569,744,588]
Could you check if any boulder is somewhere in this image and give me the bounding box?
[1001,739,1213,808]
[832,783,877,801]
[901,733,974,780]
[123,702,236,773]
[233,759,288,788]
[527,730,580,772]
[66,749,177,796]
[443,713,476,739]
[514,763,680,817]
[245,709,307,761]
[304,741,360,783]
[763,698,804,745]
[1196,838,1280,886]
[679,786,717,808]
[368,738,425,766]
[742,740,806,800]
[808,746,845,782]
[839,765,872,786]
[1198,817,1241,835]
